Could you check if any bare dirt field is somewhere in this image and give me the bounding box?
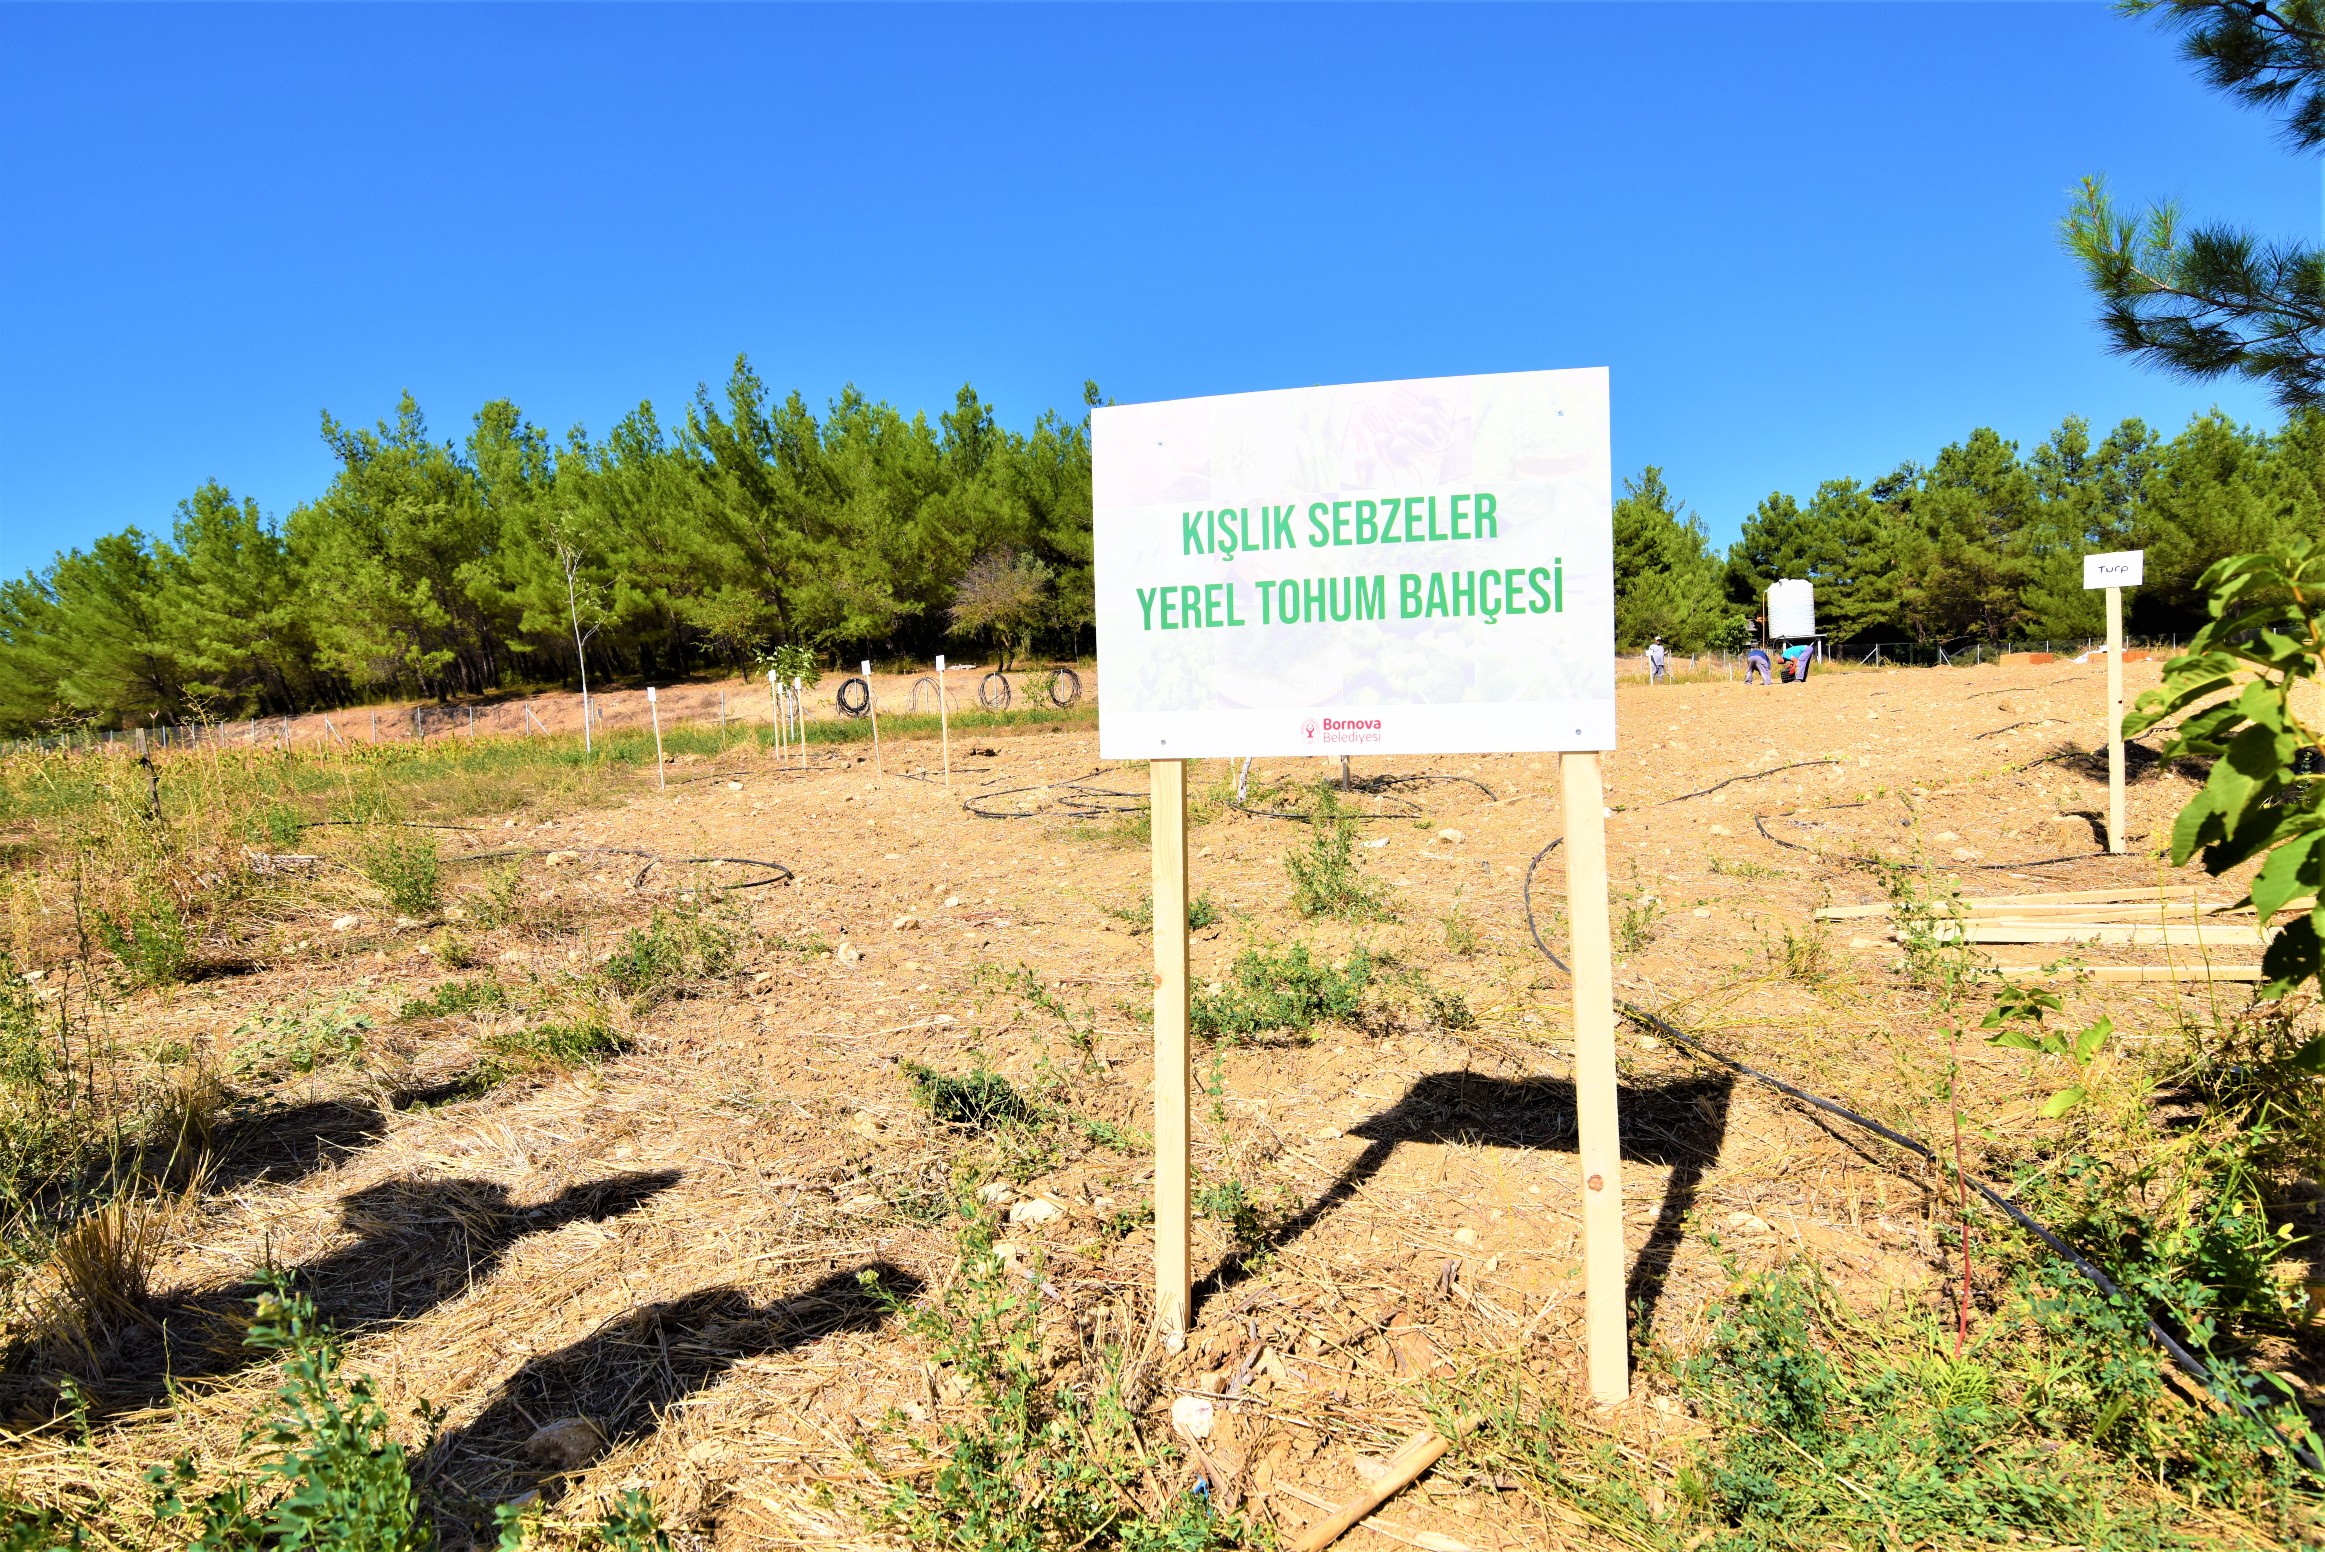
[8,654,2319,1550]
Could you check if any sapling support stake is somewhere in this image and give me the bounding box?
[792,676,805,767]
[1950,1052,1972,1357]
[862,659,882,781]
[649,686,666,789]
[936,654,952,785]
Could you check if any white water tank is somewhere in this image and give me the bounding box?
[1767,579,1817,641]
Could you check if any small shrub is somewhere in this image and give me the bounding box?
[359,827,442,919]
[398,978,508,1021]
[1104,891,1218,933]
[903,1062,1036,1130]
[429,929,478,970]
[1194,1177,1268,1255]
[1285,785,1392,919]
[97,890,191,988]
[1440,898,1480,957]
[1416,981,1475,1031]
[476,860,525,928]
[148,1277,431,1552]
[1191,941,1373,1040]
[231,1000,372,1080]
[240,803,304,849]
[601,908,739,1006]
[475,1009,627,1084]
[1778,921,1830,983]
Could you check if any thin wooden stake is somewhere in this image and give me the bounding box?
[1151,757,1191,1347]
[792,676,806,767]
[1560,749,1628,1404]
[648,686,665,789]
[863,659,882,782]
[1288,1413,1486,1552]
[2106,584,2126,854]
[936,654,952,786]
[767,670,783,761]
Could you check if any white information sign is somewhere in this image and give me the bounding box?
[1093,369,1615,759]
[2083,550,2145,589]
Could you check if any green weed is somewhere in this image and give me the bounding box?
[1191,940,1374,1041]
[476,1009,627,1081]
[358,826,442,919]
[600,906,739,1007]
[1284,784,1392,920]
[1105,892,1219,933]
[231,999,372,1080]
[903,1062,1037,1131]
[882,1219,1235,1551]
[96,890,190,989]
[147,1275,430,1551]
[398,978,508,1021]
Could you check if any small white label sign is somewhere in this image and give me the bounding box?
[2083,550,2145,590]
[1092,369,1617,759]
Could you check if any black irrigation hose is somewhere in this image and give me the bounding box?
[291,821,795,891]
[1629,758,1838,809]
[1231,771,1498,823]
[964,775,1149,820]
[1751,808,2101,873]
[1518,828,2324,1476]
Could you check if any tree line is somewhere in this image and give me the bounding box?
[1612,408,2323,652]
[0,359,1096,733]
[3,360,2316,733]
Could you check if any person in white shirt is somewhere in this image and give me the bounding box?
[1646,638,1670,683]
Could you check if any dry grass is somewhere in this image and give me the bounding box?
[0,659,2313,1549]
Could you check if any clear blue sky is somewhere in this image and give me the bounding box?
[2,3,2317,581]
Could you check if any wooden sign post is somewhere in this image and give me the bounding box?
[862,660,883,781]
[1559,750,1627,1401]
[2083,550,2144,855]
[1093,369,1621,1372]
[1151,757,1192,1345]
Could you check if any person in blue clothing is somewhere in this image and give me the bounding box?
[1782,642,1814,683]
[1744,644,1774,684]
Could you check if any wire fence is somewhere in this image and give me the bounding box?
[1,664,1094,761]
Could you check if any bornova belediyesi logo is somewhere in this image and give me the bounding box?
[1310,714,1384,747]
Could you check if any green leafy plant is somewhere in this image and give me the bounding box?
[1104,892,1218,933]
[1194,1177,1268,1257]
[2124,534,2324,996]
[358,827,442,919]
[1191,940,1373,1041]
[903,1062,1036,1131]
[476,1009,626,1081]
[1284,784,1392,919]
[1983,983,2114,1118]
[977,962,1098,1059]
[601,907,738,1007]
[883,1219,1233,1551]
[397,978,508,1021]
[97,889,191,988]
[148,1276,431,1551]
[231,1000,372,1080]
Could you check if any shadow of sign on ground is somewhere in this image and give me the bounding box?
[425,1262,924,1534]
[1194,1070,1732,1336]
